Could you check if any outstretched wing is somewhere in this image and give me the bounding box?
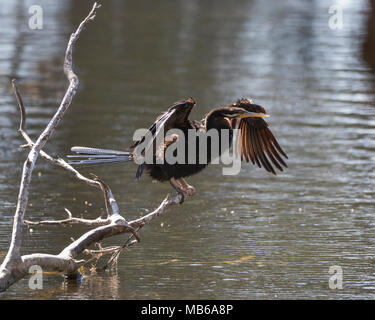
[234,118,288,175]
[129,107,177,150]
[129,98,196,180]
[130,108,177,180]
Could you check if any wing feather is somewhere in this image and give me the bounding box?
[129,108,177,156]
[246,124,256,165]
[235,123,242,159]
[265,128,288,159]
[235,118,287,174]
[241,122,250,162]
[260,129,287,169]
[258,130,283,172]
[255,129,276,174]
[249,126,262,168]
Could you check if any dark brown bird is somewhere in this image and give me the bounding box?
[68,98,287,201]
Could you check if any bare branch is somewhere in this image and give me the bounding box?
[101,193,182,270]
[0,2,102,292]
[0,2,183,293]
[84,244,122,262]
[24,215,111,227]
[11,79,26,131]
[90,174,119,218]
[8,1,100,259]
[129,193,182,228]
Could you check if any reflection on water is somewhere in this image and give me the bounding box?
[1,0,375,299]
[364,0,375,71]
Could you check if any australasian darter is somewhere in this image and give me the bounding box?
[68,98,287,202]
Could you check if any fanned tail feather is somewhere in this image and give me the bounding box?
[67,146,133,167]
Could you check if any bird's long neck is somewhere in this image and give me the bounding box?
[203,109,234,162]
[205,109,232,131]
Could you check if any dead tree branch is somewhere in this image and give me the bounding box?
[24,208,111,227]
[0,2,182,293]
[0,2,102,292]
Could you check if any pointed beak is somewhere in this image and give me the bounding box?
[237,111,269,119]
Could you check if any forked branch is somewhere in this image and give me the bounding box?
[0,2,181,293]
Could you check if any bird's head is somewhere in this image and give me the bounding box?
[235,98,267,114]
[205,101,268,130]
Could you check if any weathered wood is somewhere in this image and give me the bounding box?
[0,3,102,292]
[0,2,183,293]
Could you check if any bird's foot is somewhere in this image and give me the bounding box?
[170,178,194,204]
[185,185,196,197]
[176,186,196,203]
[177,178,196,198]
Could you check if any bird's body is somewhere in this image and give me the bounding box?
[143,119,208,182]
[68,98,287,201]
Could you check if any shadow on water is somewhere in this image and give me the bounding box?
[1,0,375,299]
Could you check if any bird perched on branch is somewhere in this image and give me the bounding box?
[68,98,287,202]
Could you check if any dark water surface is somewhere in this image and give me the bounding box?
[1,0,375,299]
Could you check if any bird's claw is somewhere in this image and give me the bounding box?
[186,185,196,197]
[176,185,196,203]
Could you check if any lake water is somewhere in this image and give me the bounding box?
[1,0,375,299]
